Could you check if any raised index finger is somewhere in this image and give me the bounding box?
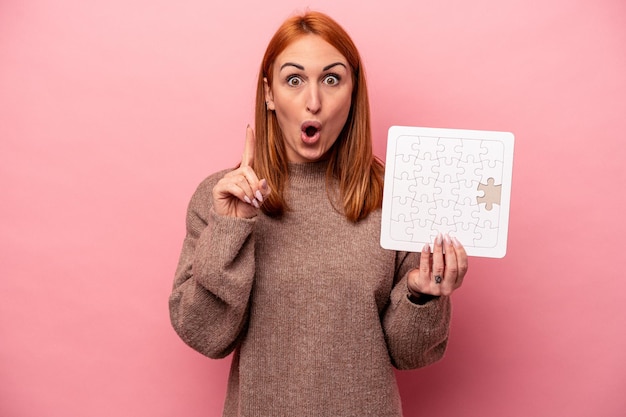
[241,125,255,167]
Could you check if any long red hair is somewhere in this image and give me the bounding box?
[254,11,384,222]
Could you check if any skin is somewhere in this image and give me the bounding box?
[264,34,353,163]
[212,125,268,219]
[211,34,467,297]
[409,233,468,298]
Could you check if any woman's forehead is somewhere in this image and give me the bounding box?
[274,35,348,70]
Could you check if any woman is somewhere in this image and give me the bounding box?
[169,10,468,417]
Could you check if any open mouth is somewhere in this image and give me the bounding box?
[305,125,318,137]
[301,121,322,142]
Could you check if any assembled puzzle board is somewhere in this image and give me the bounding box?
[381,126,514,258]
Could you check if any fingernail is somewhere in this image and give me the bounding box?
[260,179,268,191]
[452,236,462,248]
[422,243,430,253]
[444,233,451,245]
[252,198,260,209]
[244,196,252,205]
[435,233,443,245]
[255,190,264,203]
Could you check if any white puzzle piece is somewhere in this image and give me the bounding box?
[381,126,514,258]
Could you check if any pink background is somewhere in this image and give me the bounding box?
[2,0,625,416]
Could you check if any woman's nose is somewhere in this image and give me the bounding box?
[305,86,321,114]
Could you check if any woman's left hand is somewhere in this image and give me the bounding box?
[407,233,468,297]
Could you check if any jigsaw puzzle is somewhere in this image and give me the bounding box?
[380,126,514,258]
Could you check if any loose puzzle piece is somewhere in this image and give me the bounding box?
[381,126,514,258]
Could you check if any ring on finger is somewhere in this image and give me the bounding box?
[434,275,442,284]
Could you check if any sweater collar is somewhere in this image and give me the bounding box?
[287,160,329,186]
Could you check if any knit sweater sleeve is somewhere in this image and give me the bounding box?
[382,251,452,370]
[169,173,256,359]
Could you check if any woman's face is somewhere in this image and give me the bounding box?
[265,35,353,163]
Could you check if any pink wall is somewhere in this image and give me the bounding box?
[1,0,625,416]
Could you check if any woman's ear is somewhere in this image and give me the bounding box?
[264,78,275,111]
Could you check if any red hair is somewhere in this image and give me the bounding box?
[254,11,384,222]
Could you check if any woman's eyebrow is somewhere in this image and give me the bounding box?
[323,62,347,71]
[280,62,304,71]
[279,62,348,71]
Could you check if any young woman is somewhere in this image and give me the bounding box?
[169,11,468,416]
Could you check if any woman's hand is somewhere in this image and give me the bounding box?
[407,233,468,298]
[212,126,271,218]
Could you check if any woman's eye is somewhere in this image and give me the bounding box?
[287,76,302,87]
[323,74,340,85]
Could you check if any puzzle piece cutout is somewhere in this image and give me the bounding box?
[477,177,501,211]
[383,127,514,258]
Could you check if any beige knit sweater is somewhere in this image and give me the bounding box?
[169,161,451,417]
